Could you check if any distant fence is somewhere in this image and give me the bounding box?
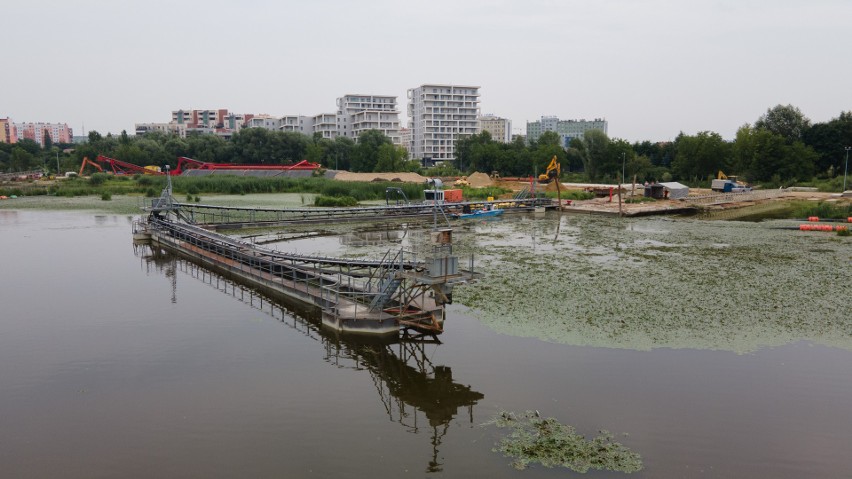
[680,189,789,206]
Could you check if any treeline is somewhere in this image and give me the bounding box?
[0,128,419,176]
[1,104,850,188]
[460,105,852,188]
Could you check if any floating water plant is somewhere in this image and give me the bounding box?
[454,216,852,353]
[485,410,643,473]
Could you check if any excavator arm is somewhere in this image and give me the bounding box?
[537,156,561,183]
[78,157,104,176]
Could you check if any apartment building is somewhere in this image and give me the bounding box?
[135,122,187,138]
[171,109,232,129]
[526,116,608,146]
[0,118,17,144]
[278,115,302,133]
[309,113,338,139]
[247,114,283,130]
[336,94,400,144]
[399,127,411,155]
[14,122,73,146]
[478,114,512,143]
[407,84,480,164]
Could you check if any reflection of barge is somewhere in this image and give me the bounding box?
[133,247,484,472]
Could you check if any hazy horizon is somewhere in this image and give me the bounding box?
[5,0,850,142]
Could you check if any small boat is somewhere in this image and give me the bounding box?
[451,205,504,220]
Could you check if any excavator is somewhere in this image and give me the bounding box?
[537,156,561,184]
[78,156,104,176]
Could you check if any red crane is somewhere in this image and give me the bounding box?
[172,157,322,175]
[95,155,166,175]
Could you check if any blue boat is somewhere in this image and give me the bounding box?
[451,205,504,220]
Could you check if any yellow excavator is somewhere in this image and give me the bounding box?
[538,156,561,184]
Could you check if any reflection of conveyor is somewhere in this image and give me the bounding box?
[134,245,484,473]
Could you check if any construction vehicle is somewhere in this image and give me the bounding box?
[537,156,561,184]
[711,171,752,192]
[95,155,166,176]
[78,157,104,176]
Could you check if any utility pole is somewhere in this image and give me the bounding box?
[55,150,59,175]
[844,146,850,192]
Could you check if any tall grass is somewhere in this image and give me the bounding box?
[789,201,852,219]
[460,186,513,200]
[1,175,429,201]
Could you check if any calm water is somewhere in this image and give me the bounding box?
[1,209,852,478]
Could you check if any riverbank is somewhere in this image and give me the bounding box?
[0,193,322,215]
[561,188,850,218]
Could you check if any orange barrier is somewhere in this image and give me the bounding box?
[799,224,848,232]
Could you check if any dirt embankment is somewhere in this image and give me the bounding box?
[329,171,428,183]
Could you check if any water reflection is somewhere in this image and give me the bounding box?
[133,244,484,473]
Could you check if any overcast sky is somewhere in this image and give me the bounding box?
[4,0,849,142]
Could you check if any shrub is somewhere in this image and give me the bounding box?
[101,192,112,201]
[145,187,157,197]
[136,176,156,186]
[89,173,109,186]
[314,195,358,207]
[461,186,513,200]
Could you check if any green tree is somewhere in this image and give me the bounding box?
[351,130,391,172]
[606,139,635,184]
[0,143,10,171]
[306,142,325,165]
[43,130,52,150]
[373,143,404,172]
[9,147,36,171]
[633,140,674,167]
[671,131,730,181]
[755,104,811,143]
[578,130,610,181]
[802,111,852,177]
[532,131,565,178]
[325,136,355,170]
[733,125,816,182]
[456,131,494,173]
[163,136,190,160]
[15,138,41,156]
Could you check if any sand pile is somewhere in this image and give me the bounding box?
[466,172,493,188]
[331,171,428,183]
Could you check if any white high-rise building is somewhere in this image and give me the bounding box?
[336,94,400,144]
[311,113,338,139]
[407,84,480,164]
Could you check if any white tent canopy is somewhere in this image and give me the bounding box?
[659,182,690,199]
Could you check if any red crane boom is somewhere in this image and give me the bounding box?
[172,157,321,175]
[95,155,165,175]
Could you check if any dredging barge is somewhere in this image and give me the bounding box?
[133,178,477,337]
